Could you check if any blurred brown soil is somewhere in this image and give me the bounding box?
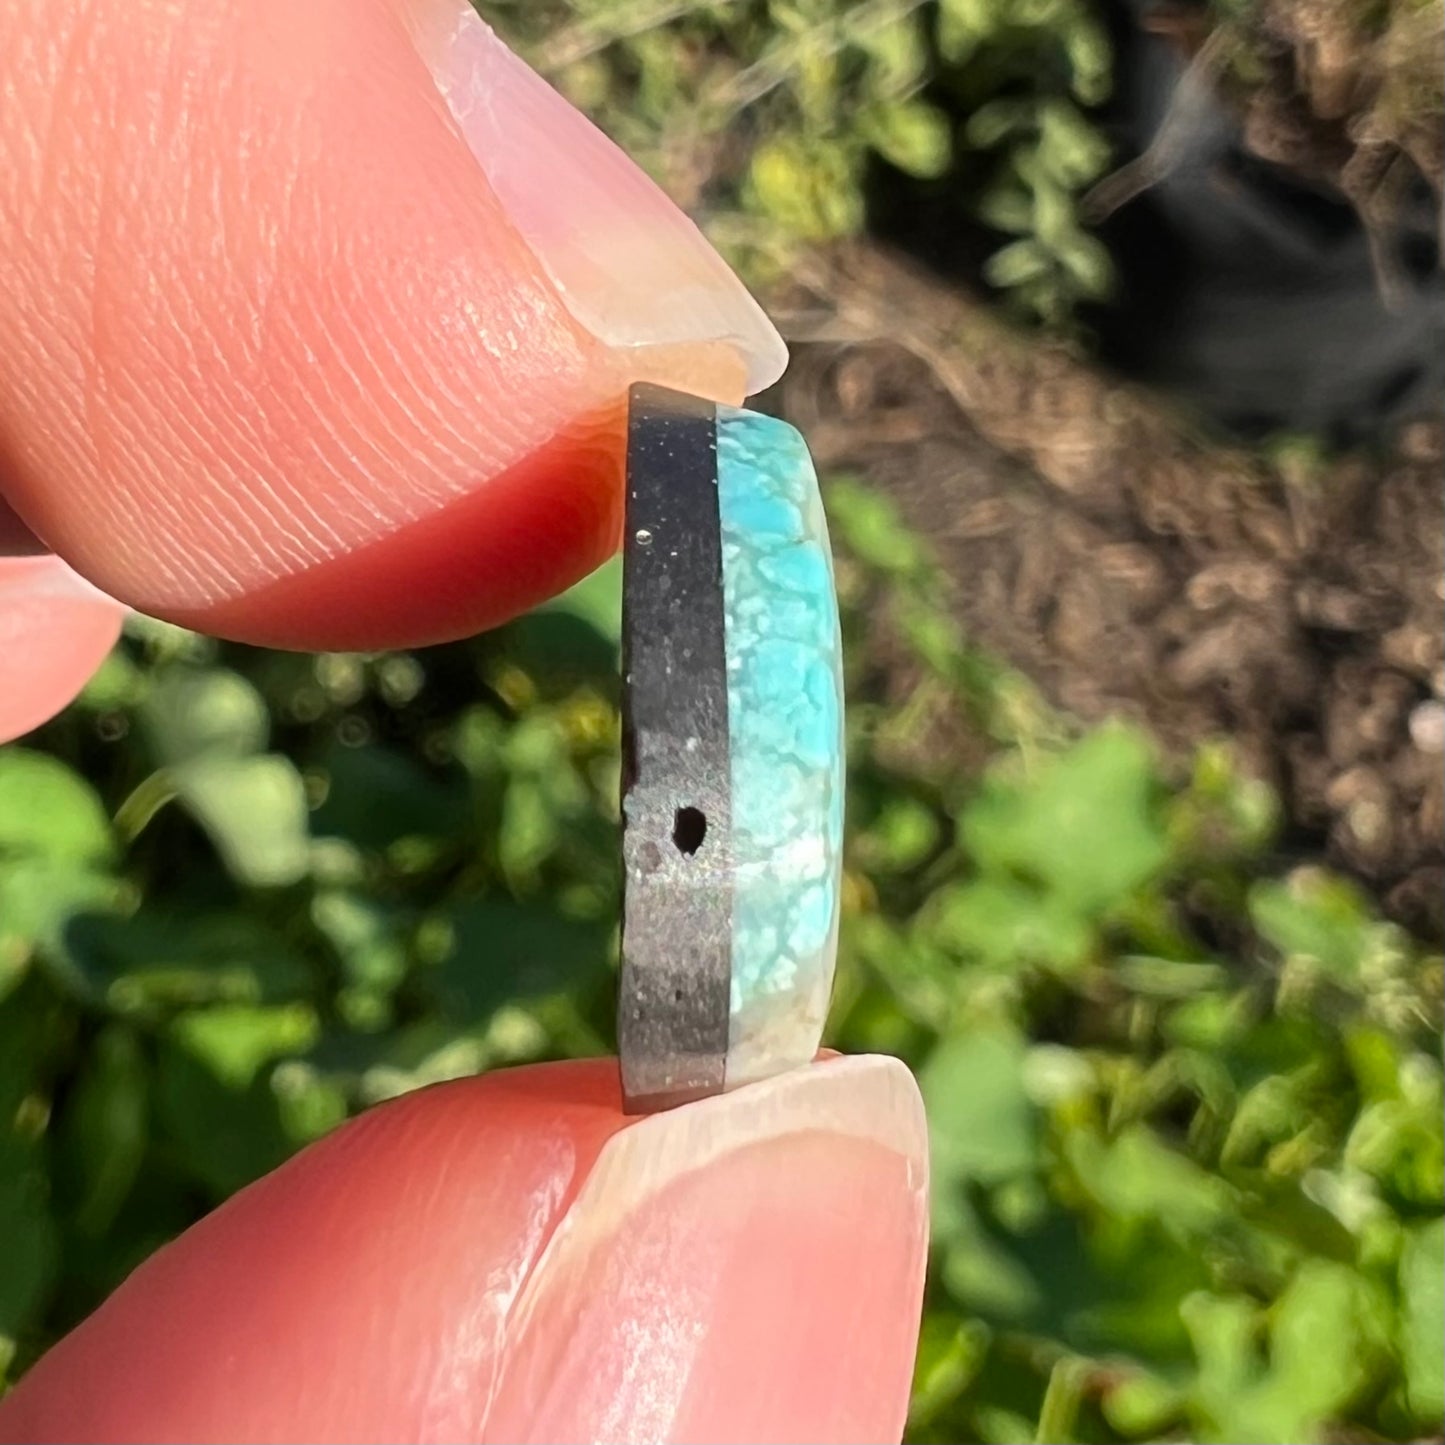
[772,243,1444,937]
[1225,0,1444,293]
[1117,0,1444,302]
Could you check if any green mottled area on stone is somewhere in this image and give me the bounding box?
[716,405,844,1087]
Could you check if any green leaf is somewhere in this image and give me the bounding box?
[825,478,927,575]
[745,135,864,241]
[1028,171,1077,251]
[855,796,940,874]
[537,557,621,643]
[171,1003,319,1090]
[504,558,622,683]
[1035,1354,1089,1444]
[976,1406,1036,1445]
[909,1314,991,1431]
[1067,1126,1234,1237]
[936,3,982,65]
[922,1025,1038,1195]
[1249,869,1382,982]
[132,670,310,884]
[1180,1292,1265,1431]
[1064,16,1112,105]
[498,777,561,878]
[861,9,929,94]
[1037,99,1110,187]
[937,0,1007,50]
[961,725,1168,914]
[63,906,313,1013]
[964,99,1033,149]
[0,1136,58,1342]
[434,900,610,1025]
[1182,1263,1393,1443]
[1400,1217,1445,1423]
[1346,1056,1444,1206]
[311,891,410,1016]
[156,1003,321,1196]
[933,878,1093,972]
[54,1024,149,1236]
[978,184,1035,234]
[154,1039,294,1199]
[140,667,269,765]
[0,975,69,1121]
[0,862,126,987]
[939,1208,1045,1322]
[1101,1372,1183,1438]
[311,744,470,851]
[863,100,952,180]
[0,750,114,867]
[1265,1261,1391,1426]
[76,648,144,712]
[1055,232,1113,299]
[172,755,310,886]
[983,239,1053,289]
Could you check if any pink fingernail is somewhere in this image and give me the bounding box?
[403,1,788,397]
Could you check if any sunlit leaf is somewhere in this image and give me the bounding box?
[1400,1218,1445,1423]
[140,668,269,765]
[863,100,952,179]
[0,750,114,868]
[922,1025,1038,1194]
[961,725,1168,913]
[172,755,310,887]
[1250,869,1381,982]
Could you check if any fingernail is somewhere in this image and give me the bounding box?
[403,2,788,397]
[487,1056,930,1444]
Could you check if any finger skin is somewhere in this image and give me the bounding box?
[0,556,125,743]
[0,1057,928,1445]
[181,402,627,650]
[485,1059,929,1444]
[0,0,768,651]
[0,497,45,556]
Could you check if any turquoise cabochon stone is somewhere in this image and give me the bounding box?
[715,406,844,1087]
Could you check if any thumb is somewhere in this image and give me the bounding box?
[0,0,785,656]
[0,1057,929,1444]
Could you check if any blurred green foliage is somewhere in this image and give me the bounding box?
[824,485,1443,1444]
[492,0,1115,323]
[2,481,1440,1441]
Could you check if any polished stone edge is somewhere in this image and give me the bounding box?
[714,405,844,1089]
[618,383,733,1114]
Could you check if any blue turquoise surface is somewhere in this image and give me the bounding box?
[716,406,844,1086]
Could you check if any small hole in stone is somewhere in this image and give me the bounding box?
[673,987,685,1003]
[672,806,706,856]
